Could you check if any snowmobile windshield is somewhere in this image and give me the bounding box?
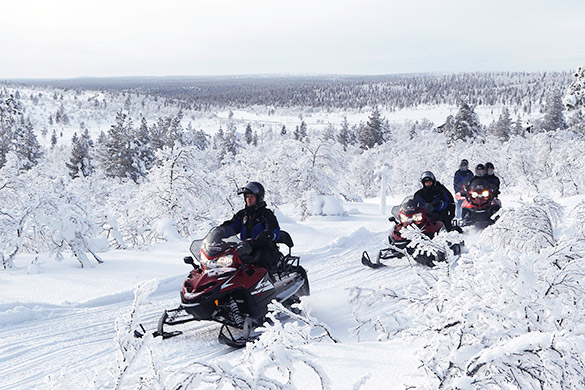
[190,226,239,260]
[396,196,430,225]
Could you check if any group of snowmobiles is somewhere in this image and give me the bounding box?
[137,176,500,348]
[361,181,501,269]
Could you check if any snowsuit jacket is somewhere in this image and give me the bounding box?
[221,201,281,246]
[414,181,454,213]
[453,169,474,194]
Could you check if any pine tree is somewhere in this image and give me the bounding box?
[0,96,42,170]
[100,110,145,182]
[0,97,17,168]
[442,99,482,142]
[135,117,155,172]
[513,116,524,136]
[337,116,352,150]
[563,66,585,116]
[214,127,227,163]
[322,123,336,141]
[245,123,253,144]
[192,129,210,150]
[66,131,94,178]
[294,121,308,141]
[541,93,567,132]
[359,107,384,149]
[493,107,512,141]
[224,123,239,156]
[281,124,287,136]
[12,117,42,171]
[50,129,58,148]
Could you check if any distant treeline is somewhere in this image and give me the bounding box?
[5,72,572,110]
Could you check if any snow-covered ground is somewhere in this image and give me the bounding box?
[1,192,583,389]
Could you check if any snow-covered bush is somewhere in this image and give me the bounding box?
[349,198,585,388]
[482,196,562,253]
[0,154,103,268]
[159,302,336,390]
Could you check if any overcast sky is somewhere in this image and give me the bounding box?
[1,0,584,79]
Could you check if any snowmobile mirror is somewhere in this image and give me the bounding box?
[388,216,396,222]
[183,256,198,269]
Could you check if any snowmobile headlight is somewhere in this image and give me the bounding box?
[400,213,410,224]
[470,191,479,198]
[216,255,234,267]
[481,190,489,197]
[412,212,423,222]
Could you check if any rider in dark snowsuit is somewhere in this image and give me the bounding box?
[221,182,281,270]
[453,159,474,218]
[464,164,490,195]
[484,162,501,197]
[414,171,456,231]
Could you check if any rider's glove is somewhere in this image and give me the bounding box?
[254,230,274,244]
[236,240,253,256]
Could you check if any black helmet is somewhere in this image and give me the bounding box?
[485,162,494,170]
[420,171,436,185]
[237,181,265,202]
[460,159,469,167]
[475,164,486,176]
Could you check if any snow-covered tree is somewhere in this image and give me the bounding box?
[359,107,385,149]
[564,67,585,106]
[0,96,42,170]
[540,92,567,132]
[66,129,94,179]
[492,106,512,141]
[337,116,353,150]
[244,122,253,144]
[294,120,308,141]
[563,66,585,129]
[99,111,146,183]
[442,99,482,142]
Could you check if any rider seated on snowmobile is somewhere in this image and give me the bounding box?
[453,159,474,218]
[484,162,501,197]
[414,171,457,232]
[462,164,490,199]
[220,181,281,272]
[390,196,443,241]
[361,195,460,268]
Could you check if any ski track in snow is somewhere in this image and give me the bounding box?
[0,199,501,389]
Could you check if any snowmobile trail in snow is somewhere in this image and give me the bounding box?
[1,203,486,389]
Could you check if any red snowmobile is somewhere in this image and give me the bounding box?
[460,182,502,229]
[362,196,461,268]
[153,226,309,348]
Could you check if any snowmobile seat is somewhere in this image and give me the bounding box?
[276,230,294,249]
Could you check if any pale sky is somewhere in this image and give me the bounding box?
[1,0,584,79]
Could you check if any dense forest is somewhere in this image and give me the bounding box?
[12,71,571,110]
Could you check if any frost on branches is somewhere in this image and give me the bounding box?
[349,198,585,389]
[115,301,338,390]
[563,66,585,131]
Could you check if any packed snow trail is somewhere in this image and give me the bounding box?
[0,197,487,389]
